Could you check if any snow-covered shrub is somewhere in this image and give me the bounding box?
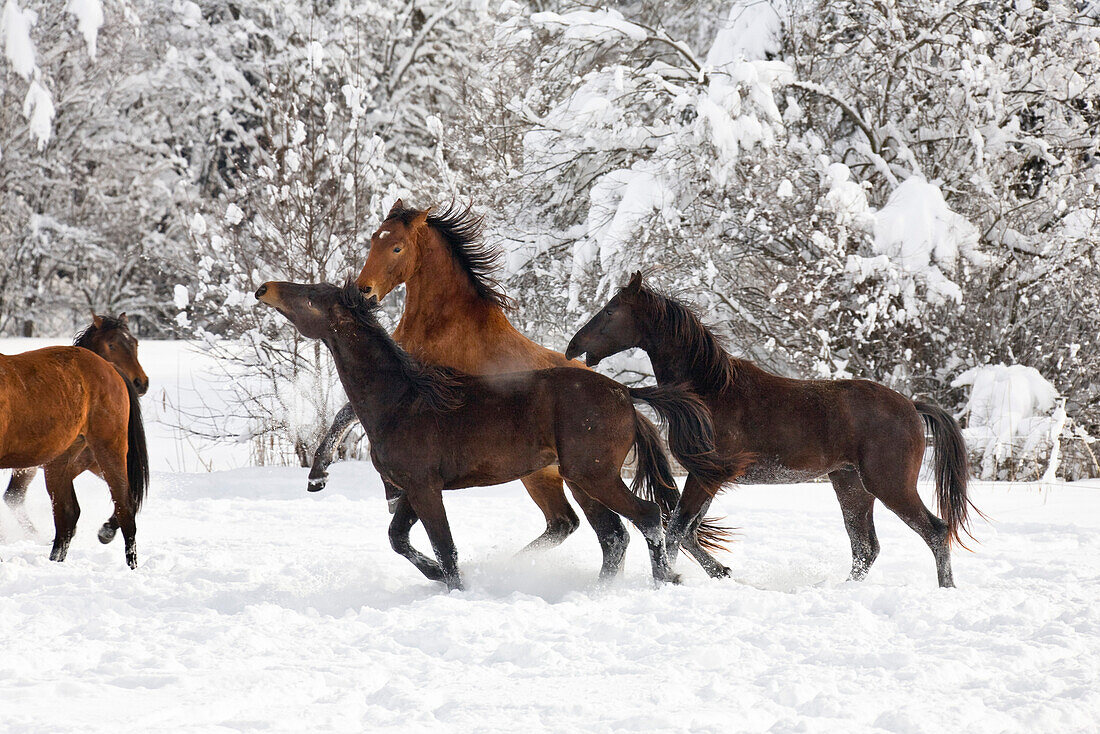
[952,364,1067,480]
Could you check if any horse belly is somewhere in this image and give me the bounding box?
[736,455,851,484]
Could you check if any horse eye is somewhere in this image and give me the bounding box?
[393,247,402,254]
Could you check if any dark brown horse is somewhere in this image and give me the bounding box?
[566,273,980,587]
[309,200,587,552]
[310,200,732,571]
[4,314,149,544]
[0,327,150,568]
[258,280,725,589]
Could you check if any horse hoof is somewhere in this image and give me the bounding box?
[307,476,327,492]
[711,565,731,579]
[98,524,117,544]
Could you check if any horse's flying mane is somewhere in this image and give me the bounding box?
[338,281,464,412]
[629,281,738,393]
[385,201,513,310]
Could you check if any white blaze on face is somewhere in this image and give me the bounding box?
[378,230,391,239]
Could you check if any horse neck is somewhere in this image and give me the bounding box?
[639,318,739,397]
[397,231,522,364]
[323,323,411,437]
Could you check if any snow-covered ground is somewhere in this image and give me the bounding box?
[2,340,1098,732]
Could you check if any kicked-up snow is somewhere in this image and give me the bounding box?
[1,464,1097,733]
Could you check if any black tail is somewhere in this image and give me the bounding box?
[629,384,736,553]
[630,412,679,505]
[915,401,981,548]
[629,384,729,489]
[120,372,150,513]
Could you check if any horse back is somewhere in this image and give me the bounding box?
[396,305,585,375]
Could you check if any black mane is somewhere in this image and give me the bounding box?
[630,283,738,393]
[339,281,464,412]
[386,201,513,310]
[74,315,129,349]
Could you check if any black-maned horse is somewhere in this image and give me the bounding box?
[566,272,980,588]
[257,280,730,590]
[4,314,149,544]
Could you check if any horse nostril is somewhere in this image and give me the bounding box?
[255,284,268,299]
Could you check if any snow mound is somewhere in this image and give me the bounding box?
[952,364,1064,480]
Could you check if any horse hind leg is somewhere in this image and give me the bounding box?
[860,464,954,588]
[517,467,580,553]
[567,470,678,585]
[566,482,629,581]
[4,467,38,534]
[43,465,80,562]
[829,469,879,581]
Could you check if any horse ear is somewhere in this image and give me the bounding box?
[91,311,103,328]
[118,312,128,325]
[410,206,433,230]
[626,271,643,293]
[387,199,404,218]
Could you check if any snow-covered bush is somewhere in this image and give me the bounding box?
[953,364,1068,481]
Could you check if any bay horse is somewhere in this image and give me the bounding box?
[310,200,733,571]
[4,314,149,545]
[566,273,980,588]
[0,328,150,568]
[257,280,726,589]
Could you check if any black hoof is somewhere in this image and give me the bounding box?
[98,523,118,544]
[307,475,327,492]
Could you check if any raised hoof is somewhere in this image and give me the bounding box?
[126,553,138,570]
[708,565,732,579]
[307,475,327,493]
[98,523,118,544]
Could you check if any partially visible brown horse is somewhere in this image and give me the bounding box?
[0,324,149,568]
[309,200,731,571]
[258,280,726,589]
[310,200,583,552]
[567,273,980,587]
[4,314,149,544]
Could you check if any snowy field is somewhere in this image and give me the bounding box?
[2,340,1099,732]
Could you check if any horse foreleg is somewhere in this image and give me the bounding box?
[517,467,580,553]
[307,402,360,492]
[666,476,731,579]
[4,467,38,534]
[387,490,444,581]
[566,482,629,580]
[403,484,462,591]
[829,469,879,581]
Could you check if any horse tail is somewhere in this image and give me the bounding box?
[120,371,150,514]
[628,384,728,489]
[629,384,736,552]
[629,412,679,505]
[914,401,980,548]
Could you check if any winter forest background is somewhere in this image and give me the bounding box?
[2,0,1099,479]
